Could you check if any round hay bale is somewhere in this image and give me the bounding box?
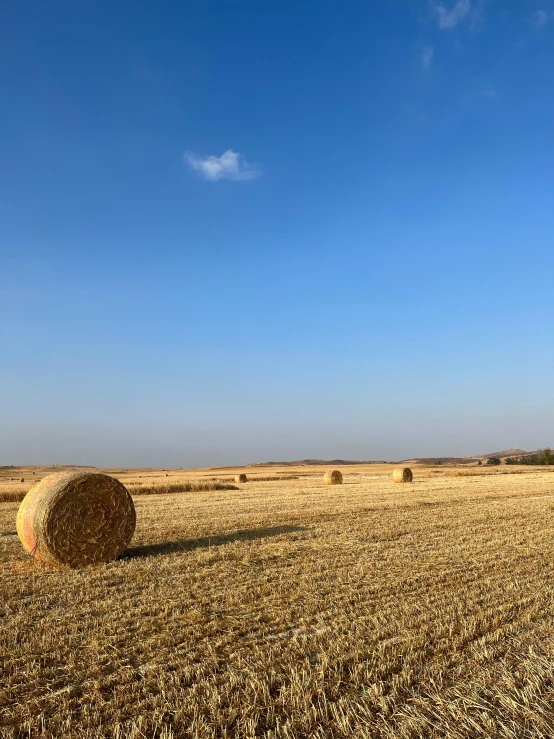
[235,474,248,483]
[324,470,343,485]
[20,478,24,483]
[392,467,413,483]
[16,472,136,567]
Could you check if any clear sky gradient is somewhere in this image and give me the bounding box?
[1,1,553,467]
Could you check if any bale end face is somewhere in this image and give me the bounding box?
[324,470,343,485]
[235,474,248,483]
[16,472,136,567]
[392,467,413,483]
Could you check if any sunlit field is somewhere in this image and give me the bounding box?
[2,464,554,738]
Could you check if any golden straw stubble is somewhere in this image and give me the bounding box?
[323,470,343,485]
[392,467,413,483]
[16,472,136,567]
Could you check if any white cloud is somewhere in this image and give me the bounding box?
[432,0,471,29]
[184,149,260,181]
[532,9,550,27]
[421,45,434,69]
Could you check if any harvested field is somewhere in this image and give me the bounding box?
[2,464,554,737]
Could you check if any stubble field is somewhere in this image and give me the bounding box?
[2,464,554,738]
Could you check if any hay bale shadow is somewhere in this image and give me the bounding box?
[122,525,307,560]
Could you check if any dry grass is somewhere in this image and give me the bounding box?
[0,480,240,504]
[0,488,27,503]
[2,464,554,737]
[245,475,302,482]
[128,481,239,496]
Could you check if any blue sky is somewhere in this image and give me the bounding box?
[1,0,553,466]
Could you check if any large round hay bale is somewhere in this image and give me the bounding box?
[392,467,413,483]
[324,470,343,485]
[235,474,248,483]
[16,472,136,567]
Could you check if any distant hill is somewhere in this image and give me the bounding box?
[50,464,97,468]
[249,448,554,467]
[401,457,479,465]
[494,449,552,461]
[248,459,386,467]
[479,449,528,458]
[406,447,553,465]
[476,448,552,461]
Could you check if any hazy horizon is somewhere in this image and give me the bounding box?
[2,419,552,468]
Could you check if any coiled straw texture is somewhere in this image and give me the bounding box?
[323,470,343,485]
[392,467,413,483]
[16,472,136,567]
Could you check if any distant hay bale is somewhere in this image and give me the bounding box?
[20,478,24,483]
[16,472,136,567]
[324,470,343,485]
[392,467,413,483]
[235,474,248,483]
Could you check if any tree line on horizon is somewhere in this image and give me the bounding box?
[502,449,552,465]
